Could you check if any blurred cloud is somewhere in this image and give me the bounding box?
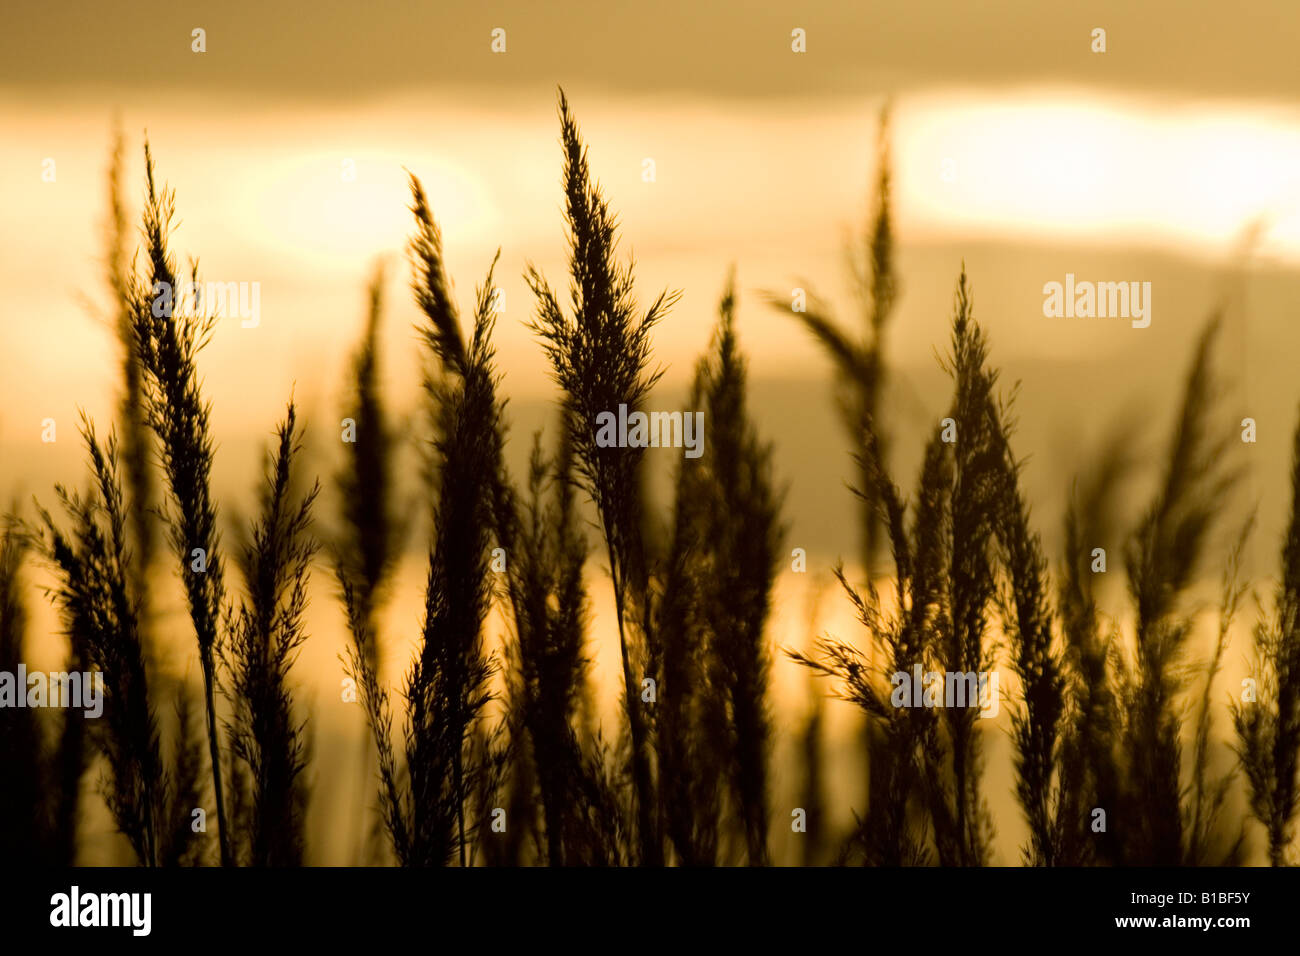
[4,1,1299,104]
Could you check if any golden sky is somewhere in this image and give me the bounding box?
[4,0,1299,863]
[4,0,1299,102]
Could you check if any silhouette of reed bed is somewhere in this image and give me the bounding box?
[1,90,1295,868]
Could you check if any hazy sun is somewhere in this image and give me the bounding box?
[898,90,1300,262]
[245,146,498,266]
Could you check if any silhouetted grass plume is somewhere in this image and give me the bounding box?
[526,88,680,866]
[223,401,319,866]
[1236,400,1300,865]
[35,421,165,865]
[128,143,232,865]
